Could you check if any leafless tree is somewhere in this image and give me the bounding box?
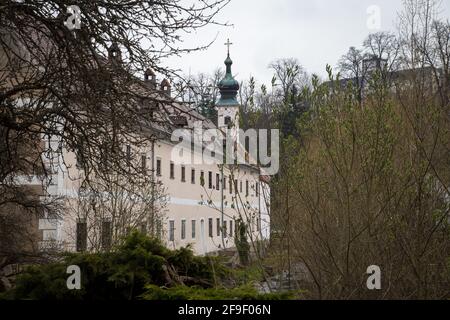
[0,0,229,265]
[272,0,450,299]
[338,46,367,102]
[172,69,224,121]
[269,58,309,104]
[363,32,401,73]
[71,172,168,252]
[397,0,449,107]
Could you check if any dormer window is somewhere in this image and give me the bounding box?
[170,115,188,128]
[160,79,171,95]
[144,73,156,82]
[108,43,122,64]
[144,68,157,88]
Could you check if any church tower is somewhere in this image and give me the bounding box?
[217,39,240,137]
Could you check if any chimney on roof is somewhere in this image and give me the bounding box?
[108,42,122,65]
[161,78,171,96]
[170,115,188,128]
[144,68,157,88]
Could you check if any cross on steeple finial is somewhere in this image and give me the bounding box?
[224,38,233,56]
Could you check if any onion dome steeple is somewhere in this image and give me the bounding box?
[217,39,240,106]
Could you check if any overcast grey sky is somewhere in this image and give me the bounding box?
[166,0,449,85]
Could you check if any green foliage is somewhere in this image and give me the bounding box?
[197,98,217,124]
[1,232,226,300]
[1,263,83,300]
[1,232,288,300]
[167,246,229,285]
[232,264,264,285]
[140,284,295,300]
[271,63,450,298]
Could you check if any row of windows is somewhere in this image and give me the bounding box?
[125,148,261,197]
[161,160,259,196]
[168,218,236,242]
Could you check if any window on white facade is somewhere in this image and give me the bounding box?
[216,173,220,190]
[200,171,205,186]
[191,220,196,239]
[181,220,186,240]
[224,116,231,128]
[223,220,227,237]
[170,162,174,179]
[156,158,161,176]
[208,171,213,189]
[208,218,213,237]
[169,220,175,241]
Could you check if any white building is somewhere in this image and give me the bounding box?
[38,50,271,255]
